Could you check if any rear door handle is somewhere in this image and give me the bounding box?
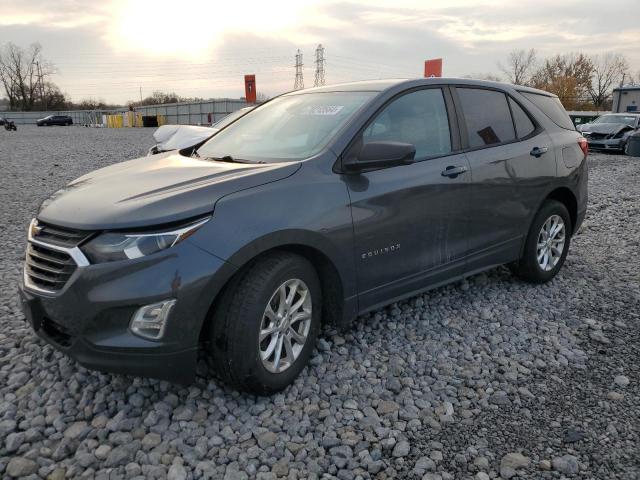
[441,165,468,178]
[530,146,549,158]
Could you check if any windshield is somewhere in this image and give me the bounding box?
[213,108,252,130]
[197,91,376,162]
[593,115,636,126]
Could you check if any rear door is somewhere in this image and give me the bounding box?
[453,87,555,271]
[344,86,471,310]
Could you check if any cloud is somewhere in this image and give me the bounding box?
[1,0,638,103]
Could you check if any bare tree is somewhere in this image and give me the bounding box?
[73,98,120,110]
[498,49,537,85]
[588,53,628,108]
[0,42,55,111]
[626,69,640,86]
[41,82,69,110]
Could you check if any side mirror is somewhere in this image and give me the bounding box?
[344,141,416,173]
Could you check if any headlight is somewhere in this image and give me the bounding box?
[81,217,210,263]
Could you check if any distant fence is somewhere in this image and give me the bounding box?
[566,110,608,127]
[0,98,249,126]
[0,110,105,125]
[135,99,248,125]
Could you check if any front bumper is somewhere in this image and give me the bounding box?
[585,138,624,151]
[19,240,235,384]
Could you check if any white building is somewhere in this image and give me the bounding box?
[612,86,640,113]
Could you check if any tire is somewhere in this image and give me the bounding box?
[208,252,321,395]
[510,200,572,284]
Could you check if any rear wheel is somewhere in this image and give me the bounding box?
[208,252,321,395]
[510,200,572,283]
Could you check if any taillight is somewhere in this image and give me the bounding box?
[578,137,588,157]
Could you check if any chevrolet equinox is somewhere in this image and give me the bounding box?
[19,79,588,394]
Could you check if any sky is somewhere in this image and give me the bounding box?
[1,0,639,104]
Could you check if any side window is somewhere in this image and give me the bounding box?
[362,88,451,159]
[509,97,535,138]
[458,88,516,148]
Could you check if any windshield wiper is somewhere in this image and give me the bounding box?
[204,155,265,164]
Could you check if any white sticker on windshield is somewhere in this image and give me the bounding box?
[300,105,344,116]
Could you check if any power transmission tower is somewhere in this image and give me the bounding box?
[314,44,326,87]
[34,61,46,109]
[294,49,304,90]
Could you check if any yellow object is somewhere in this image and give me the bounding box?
[105,114,125,128]
[104,112,151,128]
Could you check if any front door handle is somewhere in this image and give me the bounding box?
[441,165,468,178]
[530,146,549,158]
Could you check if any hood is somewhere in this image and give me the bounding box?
[38,152,300,230]
[153,125,218,152]
[579,123,632,135]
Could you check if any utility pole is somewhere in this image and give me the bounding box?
[139,86,143,103]
[314,44,326,87]
[294,49,304,90]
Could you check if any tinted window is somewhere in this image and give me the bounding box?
[458,88,516,148]
[197,91,375,162]
[362,88,451,158]
[509,97,535,138]
[520,92,575,130]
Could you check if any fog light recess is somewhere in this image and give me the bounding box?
[129,299,176,340]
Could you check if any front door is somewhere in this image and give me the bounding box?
[344,87,471,311]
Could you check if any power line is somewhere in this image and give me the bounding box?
[314,44,326,87]
[294,49,304,90]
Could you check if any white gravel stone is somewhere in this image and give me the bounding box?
[613,375,629,387]
[0,131,638,480]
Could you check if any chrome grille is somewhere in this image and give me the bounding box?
[32,221,92,248]
[25,243,77,292]
[24,219,92,294]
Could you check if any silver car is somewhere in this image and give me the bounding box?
[577,113,640,154]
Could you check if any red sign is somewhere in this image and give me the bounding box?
[424,59,443,78]
[244,75,256,103]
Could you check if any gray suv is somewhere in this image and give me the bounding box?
[19,79,588,394]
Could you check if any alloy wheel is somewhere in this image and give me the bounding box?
[536,214,566,272]
[259,279,312,373]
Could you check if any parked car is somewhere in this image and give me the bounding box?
[577,113,640,153]
[19,79,588,394]
[36,114,73,126]
[148,107,254,155]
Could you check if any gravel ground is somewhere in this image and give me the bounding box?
[0,125,638,480]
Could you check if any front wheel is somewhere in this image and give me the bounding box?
[208,252,321,395]
[510,200,572,283]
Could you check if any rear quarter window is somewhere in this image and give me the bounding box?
[520,92,575,130]
[508,97,536,138]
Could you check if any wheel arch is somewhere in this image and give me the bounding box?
[198,237,356,346]
[545,186,578,233]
